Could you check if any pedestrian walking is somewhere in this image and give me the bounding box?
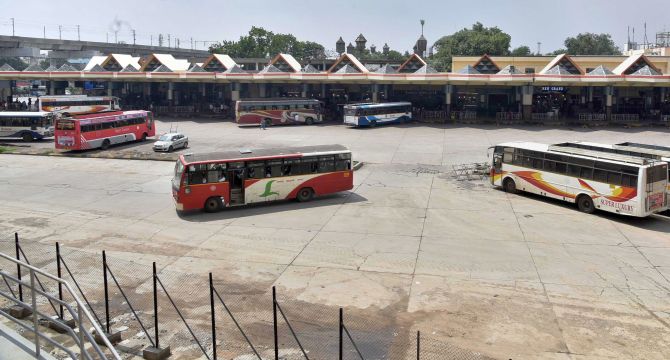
[260,119,267,130]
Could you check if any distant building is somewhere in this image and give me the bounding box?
[336,37,345,55]
[355,34,367,52]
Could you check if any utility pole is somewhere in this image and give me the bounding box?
[11,18,15,36]
[114,30,118,44]
[77,25,80,41]
[190,37,193,50]
[58,25,62,40]
[43,26,46,39]
[168,34,171,48]
[132,29,136,45]
[106,32,109,43]
[150,34,153,46]
[176,38,180,48]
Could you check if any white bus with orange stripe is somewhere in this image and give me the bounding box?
[172,145,353,212]
[490,142,668,217]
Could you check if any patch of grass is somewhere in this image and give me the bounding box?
[0,146,14,154]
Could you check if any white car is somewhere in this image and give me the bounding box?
[153,133,188,152]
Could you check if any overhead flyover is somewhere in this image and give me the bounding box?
[0,34,210,60]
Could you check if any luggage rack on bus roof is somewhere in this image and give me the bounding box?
[548,145,658,165]
[614,143,670,157]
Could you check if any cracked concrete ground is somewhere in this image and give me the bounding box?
[0,123,669,359]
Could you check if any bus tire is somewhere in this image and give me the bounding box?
[369,120,377,128]
[305,117,314,125]
[576,194,595,214]
[503,178,517,194]
[204,197,223,212]
[101,139,111,150]
[263,118,272,127]
[296,187,314,202]
[22,133,33,142]
[141,133,148,141]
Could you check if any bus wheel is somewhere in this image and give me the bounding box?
[22,133,33,142]
[369,120,377,128]
[101,139,111,150]
[263,119,272,127]
[141,133,148,141]
[576,194,595,214]
[503,178,517,194]
[296,187,314,202]
[305,117,314,125]
[204,197,223,212]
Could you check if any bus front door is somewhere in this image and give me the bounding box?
[228,168,245,206]
[491,152,502,185]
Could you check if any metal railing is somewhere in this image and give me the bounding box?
[578,113,607,122]
[0,251,120,360]
[452,111,477,121]
[495,112,521,121]
[611,113,640,123]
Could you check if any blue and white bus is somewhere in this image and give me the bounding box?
[343,102,412,127]
[0,112,55,141]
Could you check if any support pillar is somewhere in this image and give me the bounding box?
[259,83,267,98]
[231,83,240,102]
[605,86,613,122]
[302,83,309,98]
[587,86,594,110]
[167,82,174,105]
[521,85,534,120]
[444,85,453,118]
[321,83,326,98]
[49,81,55,95]
[107,82,113,97]
[372,84,379,103]
[200,83,206,97]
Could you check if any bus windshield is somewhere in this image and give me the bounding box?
[173,161,185,189]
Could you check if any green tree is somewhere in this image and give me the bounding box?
[563,33,620,55]
[429,22,512,71]
[511,45,532,56]
[548,48,568,56]
[209,27,326,62]
[0,57,27,70]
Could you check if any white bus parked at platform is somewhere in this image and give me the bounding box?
[490,141,668,217]
[343,102,412,127]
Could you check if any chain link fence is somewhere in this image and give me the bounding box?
[0,234,497,360]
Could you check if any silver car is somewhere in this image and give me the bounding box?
[153,133,188,152]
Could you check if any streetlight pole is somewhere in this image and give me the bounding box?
[11,18,15,36]
[77,25,80,41]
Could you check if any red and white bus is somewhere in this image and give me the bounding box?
[235,99,322,127]
[54,110,155,150]
[490,142,668,217]
[172,145,353,212]
[40,95,120,115]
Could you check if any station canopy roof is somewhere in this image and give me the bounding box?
[56,63,77,72]
[472,54,500,74]
[44,65,59,71]
[101,54,140,71]
[587,65,614,76]
[259,64,282,73]
[543,65,574,75]
[83,55,108,71]
[22,63,44,72]
[540,54,583,75]
[335,64,360,74]
[414,64,438,74]
[397,54,427,73]
[301,64,321,73]
[120,64,138,72]
[140,54,190,72]
[496,65,523,75]
[613,54,662,75]
[0,64,16,71]
[269,53,302,72]
[187,64,207,73]
[631,65,661,76]
[225,65,246,73]
[327,53,368,73]
[202,54,238,72]
[152,64,173,73]
[87,64,107,72]
[375,64,397,74]
[457,65,481,74]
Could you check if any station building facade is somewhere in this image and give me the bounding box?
[1,52,669,123]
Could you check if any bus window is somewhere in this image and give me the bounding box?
[319,156,335,172]
[246,161,265,179]
[266,159,283,177]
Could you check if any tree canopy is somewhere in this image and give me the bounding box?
[511,45,532,57]
[209,27,326,62]
[563,33,620,55]
[429,22,511,71]
[0,57,27,71]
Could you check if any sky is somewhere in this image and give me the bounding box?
[1,0,669,54]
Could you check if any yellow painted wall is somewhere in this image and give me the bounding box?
[452,56,670,74]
